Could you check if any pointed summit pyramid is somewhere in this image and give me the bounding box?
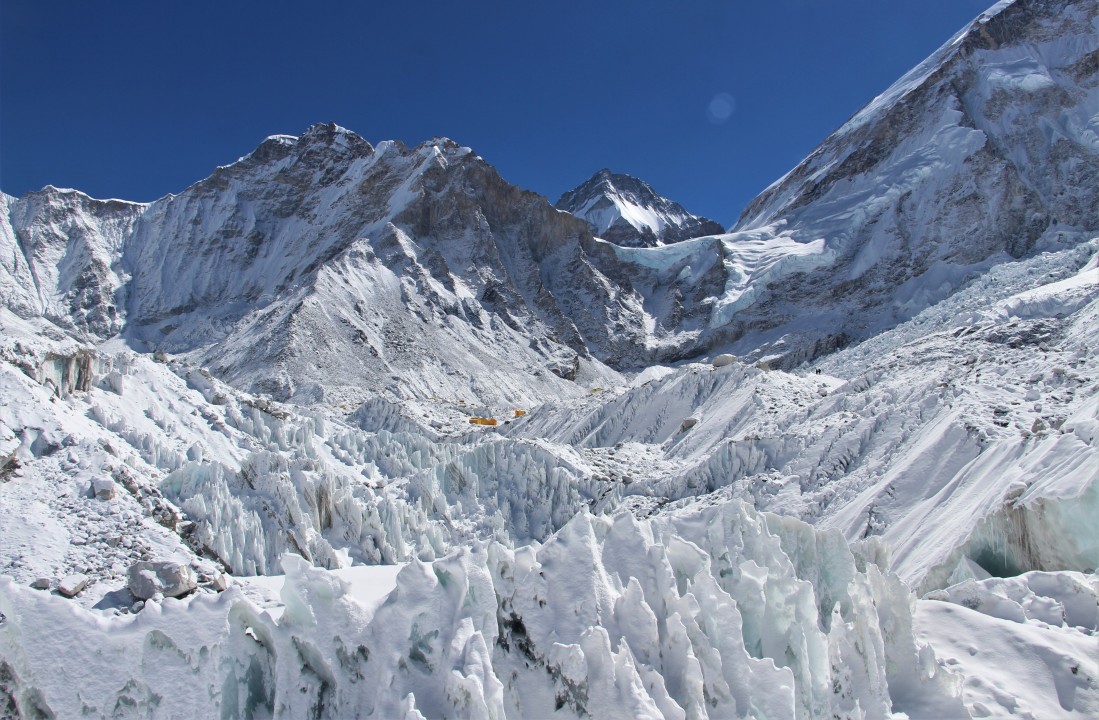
[556,169,725,247]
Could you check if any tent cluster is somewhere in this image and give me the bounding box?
[469,409,527,427]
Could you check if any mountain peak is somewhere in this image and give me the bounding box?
[556,169,724,247]
[295,122,375,158]
[219,123,376,177]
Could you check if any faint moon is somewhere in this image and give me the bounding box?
[707,92,736,124]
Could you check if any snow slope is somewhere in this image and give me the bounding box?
[917,571,1099,717]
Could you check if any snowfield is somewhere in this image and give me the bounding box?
[1,0,1098,717]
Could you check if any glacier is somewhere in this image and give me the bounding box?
[1,0,1098,717]
[0,503,971,719]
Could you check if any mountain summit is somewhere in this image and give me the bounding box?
[556,169,725,247]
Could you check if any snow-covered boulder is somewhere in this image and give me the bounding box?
[712,354,737,368]
[127,561,197,600]
[91,477,117,501]
[57,574,88,597]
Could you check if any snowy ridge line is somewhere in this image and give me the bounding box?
[0,501,968,719]
[835,0,1019,139]
[740,0,1024,221]
[1,185,150,207]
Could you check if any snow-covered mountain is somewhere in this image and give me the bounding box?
[3,0,1095,403]
[713,0,1099,366]
[1,0,1097,717]
[578,0,1098,368]
[2,127,643,408]
[556,169,725,247]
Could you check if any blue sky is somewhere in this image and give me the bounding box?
[2,0,991,227]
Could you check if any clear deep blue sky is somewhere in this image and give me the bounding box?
[2,0,991,227]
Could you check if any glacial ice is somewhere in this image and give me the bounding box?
[0,502,969,719]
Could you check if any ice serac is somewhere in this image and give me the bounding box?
[0,501,969,719]
[557,169,725,247]
[506,239,1099,594]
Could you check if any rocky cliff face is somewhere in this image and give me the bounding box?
[557,169,725,247]
[0,189,144,339]
[118,125,653,405]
